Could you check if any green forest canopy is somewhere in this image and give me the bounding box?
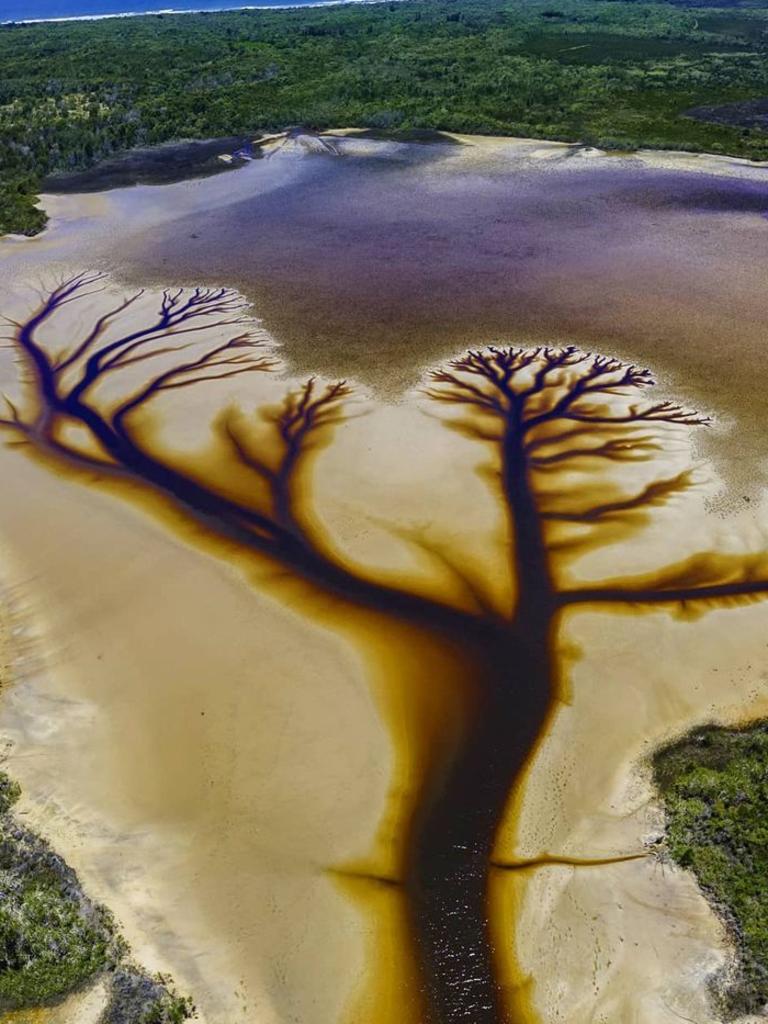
[654,722,768,1016]
[1,0,768,235]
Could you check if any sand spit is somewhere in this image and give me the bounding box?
[0,136,767,1023]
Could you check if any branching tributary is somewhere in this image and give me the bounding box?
[4,280,768,1024]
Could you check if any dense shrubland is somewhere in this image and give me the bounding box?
[654,723,768,1018]
[0,769,194,1021]
[1,0,768,234]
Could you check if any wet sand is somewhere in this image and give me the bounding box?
[0,135,767,1023]
[502,474,768,1022]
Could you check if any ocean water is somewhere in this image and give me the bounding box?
[2,0,352,23]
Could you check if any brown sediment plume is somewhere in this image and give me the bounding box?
[3,276,768,1024]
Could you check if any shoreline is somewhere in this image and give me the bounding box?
[0,760,194,1023]
[2,126,767,245]
[4,127,767,245]
[1,0,386,27]
[652,719,768,1016]
[10,124,765,240]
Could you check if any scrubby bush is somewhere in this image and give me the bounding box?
[0,770,195,1021]
[654,722,768,1017]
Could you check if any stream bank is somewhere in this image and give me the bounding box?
[0,769,193,1024]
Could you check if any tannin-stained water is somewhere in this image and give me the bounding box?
[0,135,767,1024]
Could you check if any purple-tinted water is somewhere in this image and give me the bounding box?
[113,139,768,488]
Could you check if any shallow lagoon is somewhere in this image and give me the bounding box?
[109,135,768,493]
[0,134,768,1024]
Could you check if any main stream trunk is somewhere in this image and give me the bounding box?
[404,623,554,1024]
[403,411,556,1023]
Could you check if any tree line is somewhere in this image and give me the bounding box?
[1,0,768,235]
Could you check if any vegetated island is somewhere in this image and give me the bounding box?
[654,720,768,1018]
[0,770,194,1024]
[2,0,768,236]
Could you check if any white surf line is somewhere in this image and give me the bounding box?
[2,0,392,26]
